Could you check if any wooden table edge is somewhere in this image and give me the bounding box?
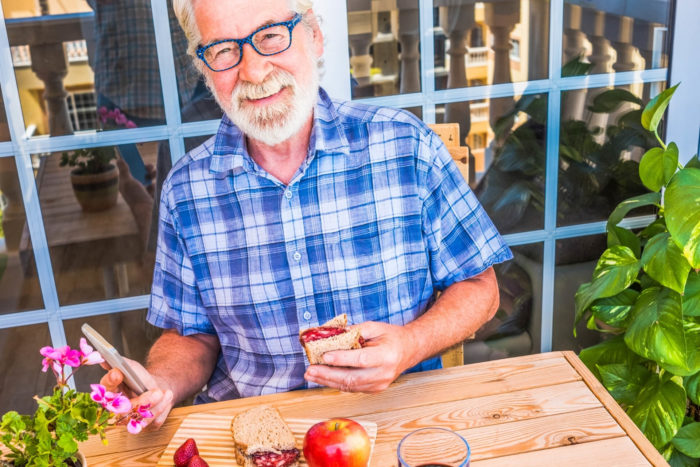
[562,351,668,466]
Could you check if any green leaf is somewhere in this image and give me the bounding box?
[666,168,700,269]
[562,55,593,77]
[608,225,641,258]
[685,272,700,317]
[575,246,640,327]
[686,371,700,405]
[641,232,692,294]
[686,154,700,170]
[579,335,642,380]
[607,192,661,227]
[640,143,679,192]
[598,363,652,405]
[627,374,686,449]
[588,89,643,114]
[626,287,700,375]
[591,289,639,328]
[56,433,77,457]
[666,445,700,467]
[641,83,679,133]
[672,422,700,457]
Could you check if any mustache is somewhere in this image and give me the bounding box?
[233,68,296,101]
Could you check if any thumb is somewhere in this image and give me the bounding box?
[100,368,123,391]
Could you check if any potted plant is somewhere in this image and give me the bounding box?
[60,146,118,212]
[0,338,153,466]
[574,84,700,464]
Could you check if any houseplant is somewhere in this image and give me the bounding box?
[59,107,137,212]
[60,145,118,212]
[574,83,700,465]
[0,338,152,466]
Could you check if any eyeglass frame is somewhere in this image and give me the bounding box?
[195,13,303,72]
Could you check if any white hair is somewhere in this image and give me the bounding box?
[172,0,315,72]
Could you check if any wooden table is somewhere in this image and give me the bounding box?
[80,351,666,466]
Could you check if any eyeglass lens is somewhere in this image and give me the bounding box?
[204,24,292,70]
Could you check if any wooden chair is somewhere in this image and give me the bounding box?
[428,123,472,185]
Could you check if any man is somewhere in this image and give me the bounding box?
[101,0,512,430]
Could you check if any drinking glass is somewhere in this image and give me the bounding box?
[397,427,470,467]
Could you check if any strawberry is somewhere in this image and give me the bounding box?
[173,438,199,467]
[187,455,210,467]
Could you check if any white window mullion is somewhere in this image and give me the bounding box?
[317,2,351,100]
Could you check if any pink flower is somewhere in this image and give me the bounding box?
[125,120,137,129]
[40,345,81,370]
[114,113,128,126]
[136,404,153,419]
[90,384,132,414]
[79,338,104,366]
[127,418,147,434]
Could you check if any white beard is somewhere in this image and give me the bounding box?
[212,62,320,146]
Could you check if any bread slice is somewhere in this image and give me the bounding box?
[231,406,299,467]
[299,314,363,365]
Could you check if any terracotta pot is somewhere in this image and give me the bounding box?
[70,164,118,212]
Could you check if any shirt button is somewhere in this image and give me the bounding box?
[293,251,302,261]
[303,311,312,320]
[285,190,292,199]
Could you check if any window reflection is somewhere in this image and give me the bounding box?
[465,243,543,363]
[348,0,421,98]
[562,0,671,76]
[434,0,549,92]
[0,157,44,312]
[0,324,54,415]
[436,94,548,234]
[558,82,663,226]
[24,142,163,306]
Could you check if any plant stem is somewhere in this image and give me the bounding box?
[654,131,667,150]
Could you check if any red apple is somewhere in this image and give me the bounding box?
[303,418,371,467]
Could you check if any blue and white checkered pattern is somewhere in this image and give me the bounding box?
[148,88,513,402]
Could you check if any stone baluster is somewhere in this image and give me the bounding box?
[347,0,374,85]
[562,4,587,122]
[436,0,476,145]
[580,8,613,142]
[396,0,421,94]
[609,15,638,74]
[30,43,74,136]
[0,155,24,252]
[563,3,586,63]
[484,0,519,130]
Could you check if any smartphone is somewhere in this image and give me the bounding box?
[81,323,148,395]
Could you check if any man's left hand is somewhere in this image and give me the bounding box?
[303,321,417,393]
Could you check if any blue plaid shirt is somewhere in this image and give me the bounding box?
[148,89,512,402]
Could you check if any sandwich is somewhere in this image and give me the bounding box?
[299,314,364,365]
[231,406,300,467]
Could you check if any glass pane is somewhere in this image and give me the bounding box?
[404,106,422,120]
[0,323,54,415]
[347,0,421,98]
[466,243,543,363]
[169,3,223,124]
[434,0,549,91]
[437,93,548,234]
[0,157,44,312]
[552,234,606,352]
[562,0,672,77]
[28,141,165,305]
[3,0,168,137]
[557,82,664,227]
[65,309,162,392]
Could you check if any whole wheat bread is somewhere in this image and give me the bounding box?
[231,406,299,467]
[299,314,363,365]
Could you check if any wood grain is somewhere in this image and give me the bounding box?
[155,414,377,466]
[79,352,663,467]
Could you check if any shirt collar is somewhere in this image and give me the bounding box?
[209,87,350,177]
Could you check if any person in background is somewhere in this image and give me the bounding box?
[101,0,513,430]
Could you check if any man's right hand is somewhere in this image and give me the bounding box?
[99,358,174,431]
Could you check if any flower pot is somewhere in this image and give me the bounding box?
[70,164,118,212]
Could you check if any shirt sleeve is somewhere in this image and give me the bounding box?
[147,182,216,336]
[420,131,513,290]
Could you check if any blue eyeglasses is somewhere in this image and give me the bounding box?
[196,13,303,72]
